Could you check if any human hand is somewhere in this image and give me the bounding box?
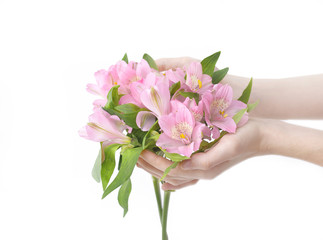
[137,118,266,191]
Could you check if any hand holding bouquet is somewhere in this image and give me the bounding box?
[79,52,258,239]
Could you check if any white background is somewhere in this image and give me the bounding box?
[1,0,323,239]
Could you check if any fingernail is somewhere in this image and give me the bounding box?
[181,160,191,170]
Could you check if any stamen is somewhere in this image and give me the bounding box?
[180,133,186,139]
[198,79,202,89]
[224,114,228,118]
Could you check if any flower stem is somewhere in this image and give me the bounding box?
[152,176,163,223]
[162,191,171,240]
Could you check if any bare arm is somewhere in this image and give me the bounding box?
[224,74,323,119]
[138,118,323,190]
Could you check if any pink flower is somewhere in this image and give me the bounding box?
[182,97,204,122]
[184,62,213,94]
[120,72,165,108]
[79,108,131,145]
[117,59,152,92]
[135,79,171,130]
[202,83,247,133]
[157,101,209,157]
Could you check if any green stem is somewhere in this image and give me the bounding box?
[162,191,171,240]
[152,176,163,223]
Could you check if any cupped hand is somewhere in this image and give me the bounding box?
[137,118,267,191]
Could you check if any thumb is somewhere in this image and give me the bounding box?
[155,57,198,71]
[180,135,238,170]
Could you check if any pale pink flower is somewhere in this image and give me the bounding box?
[79,108,131,145]
[120,72,166,108]
[182,97,204,122]
[135,79,171,130]
[184,62,213,94]
[202,83,247,133]
[86,69,118,97]
[117,59,152,93]
[157,101,209,157]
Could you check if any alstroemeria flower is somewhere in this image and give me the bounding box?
[184,62,213,94]
[120,72,166,108]
[157,101,209,157]
[117,59,152,91]
[202,83,247,133]
[136,79,171,130]
[182,97,204,122]
[79,108,131,145]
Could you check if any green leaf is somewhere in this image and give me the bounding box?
[102,147,143,199]
[247,100,259,112]
[232,108,247,124]
[161,149,189,162]
[130,128,147,143]
[143,53,158,71]
[212,67,229,84]
[122,53,128,64]
[169,81,181,96]
[179,91,199,104]
[101,144,121,190]
[142,120,159,149]
[103,85,121,111]
[160,162,178,181]
[201,51,221,76]
[115,103,140,113]
[91,146,102,183]
[238,78,253,104]
[118,178,132,217]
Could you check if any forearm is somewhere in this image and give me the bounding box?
[223,74,323,119]
[260,119,323,166]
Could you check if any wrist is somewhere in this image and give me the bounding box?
[257,118,283,155]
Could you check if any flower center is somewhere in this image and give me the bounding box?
[211,99,229,112]
[171,122,193,144]
[190,75,202,90]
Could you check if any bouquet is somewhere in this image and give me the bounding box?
[79,52,258,239]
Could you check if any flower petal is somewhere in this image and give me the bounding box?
[214,84,233,106]
[136,111,157,131]
[213,117,237,133]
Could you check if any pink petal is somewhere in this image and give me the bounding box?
[156,133,184,150]
[176,143,195,157]
[214,84,233,106]
[226,100,247,117]
[86,83,102,96]
[119,93,143,107]
[136,111,157,131]
[166,68,185,83]
[213,117,237,133]
[186,62,203,79]
[92,99,106,111]
[136,59,152,79]
[140,83,170,117]
[211,127,220,139]
[159,114,176,138]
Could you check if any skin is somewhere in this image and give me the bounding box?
[137,57,323,191]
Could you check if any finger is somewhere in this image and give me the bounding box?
[180,134,239,170]
[140,150,208,179]
[137,162,192,186]
[140,150,176,173]
[137,157,188,181]
[155,57,198,71]
[162,179,199,191]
